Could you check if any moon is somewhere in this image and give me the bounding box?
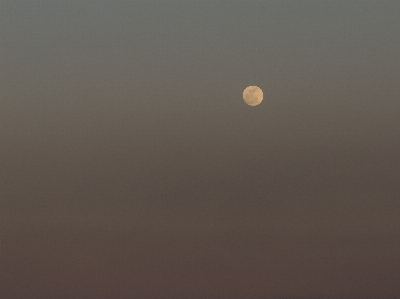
[243,86,263,106]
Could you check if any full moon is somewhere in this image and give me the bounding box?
[243,86,263,106]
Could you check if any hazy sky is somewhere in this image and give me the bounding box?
[1,1,400,298]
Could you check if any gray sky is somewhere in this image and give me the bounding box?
[2,1,400,298]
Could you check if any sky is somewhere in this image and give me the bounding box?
[1,1,400,298]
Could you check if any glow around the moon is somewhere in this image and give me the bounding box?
[243,86,263,106]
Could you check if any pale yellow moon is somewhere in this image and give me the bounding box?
[243,86,263,106]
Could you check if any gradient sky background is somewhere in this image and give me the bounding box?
[1,1,400,298]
